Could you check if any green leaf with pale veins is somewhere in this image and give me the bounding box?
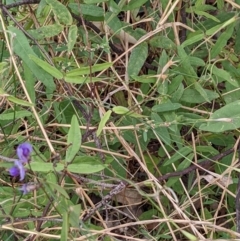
[8,26,55,93]
[66,115,81,163]
[68,25,78,53]
[128,42,148,77]
[28,24,64,40]
[46,0,72,25]
[29,55,63,79]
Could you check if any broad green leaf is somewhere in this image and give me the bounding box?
[149,35,176,49]
[68,3,104,18]
[151,113,171,145]
[8,27,55,93]
[152,103,182,112]
[28,24,64,40]
[113,106,144,118]
[0,110,32,120]
[7,96,34,107]
[29,55,63,79]
[64,76,103,83]
[67,156,108,174]
[68,205,81,228]
[199,100,240,132]
[205,16,236,36]
[112,106,130,115]
[61,211,69,241]
[181,33,204,48]
[84,0,108,3]
[211,65,239,87]
[97,110,112,137]
[122,0,148,10]
[66,115,81,163]
[194,82,210,102]
[29,162,64,172]
[23,63,36,103]
[195,10,220,22]
[46,0,72,25]
[163,146,192,166]
[131,75,156,83]
[177,45,197,83]
[66,63,112,76]
[68,25,78,53]
[128,42,148,77]
[210,23,235,58]
[180,88,218,103]
[47,182,69,199]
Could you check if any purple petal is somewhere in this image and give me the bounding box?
[17,143,33,163]
[14,160,26,181]
[9,166,20,177]
[19,184,28,195]
[19,183,38,195]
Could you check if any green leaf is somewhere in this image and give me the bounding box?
[28,24,64,40]
[194,82,210,102]
[67,156,108,174]
[29,55,63,79]
[211,65,239,87]
[66,115,81,163]
[0,110,32,120]
[112,106,144,118]
[181,33,204,48]
[152,103,182,112]
[210,23,235,58]
[122,0,148,10]
[199,100,240,132]
[180,88,218,103]
[195,10,220,22]
[60,211,69,241]
[84,0,108,3]
[8,27,55,93]
[163,146,192,166]
[66,62,112,76]
[46,0,72,25]
[97,110,112,137]
[128,42,148,77]
[68,3,104,18]
[64,76,103,83]
[68,25,78,53]
[7,96,34,107]
[47,182,69,199]
[131,75,156,83]
[29,162,64,172]
[149,35,176,49]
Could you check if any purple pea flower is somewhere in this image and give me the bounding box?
[17,142,33,164]
[19,183,38,195]
[9,142,32,181]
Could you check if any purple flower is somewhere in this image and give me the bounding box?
[9,142,32,181]
[19,183,38,195]
[17,142,32,163]
[9,160,26,181]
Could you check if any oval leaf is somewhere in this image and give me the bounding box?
[46,0,72,25]
[29,55,63,79]
[152,103,182,112]
[199,100,240,132]
[97,110,112,137]
[66,115,81,163]
[68,25,78,53]
[66,62,112,76]
[127,42,148,77]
